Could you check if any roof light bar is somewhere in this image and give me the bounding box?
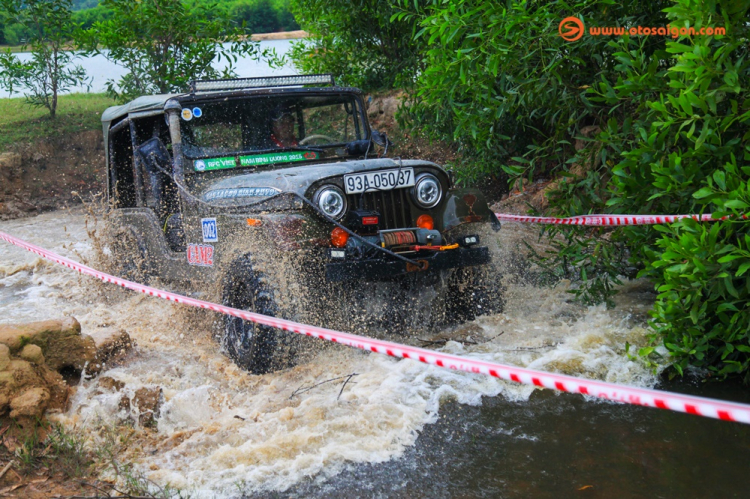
[189,74,335,93]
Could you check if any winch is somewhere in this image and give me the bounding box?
[380,228,442,248]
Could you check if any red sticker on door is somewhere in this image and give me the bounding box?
[187,244,214,267]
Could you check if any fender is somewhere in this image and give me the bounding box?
[440,188,501,232]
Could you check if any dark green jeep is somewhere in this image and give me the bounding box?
[102,74,502,374]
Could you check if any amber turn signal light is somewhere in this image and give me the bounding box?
[416,214,434,230]
[331,227,349,248]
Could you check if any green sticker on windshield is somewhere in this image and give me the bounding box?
[193,151,319,172]
[194,157,234,171]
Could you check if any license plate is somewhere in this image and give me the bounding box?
[344,167,415,194]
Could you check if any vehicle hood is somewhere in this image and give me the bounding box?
[201,158,442,203]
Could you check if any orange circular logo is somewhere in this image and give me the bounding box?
[559,16,584,41]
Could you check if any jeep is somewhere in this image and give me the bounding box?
[102,74,502,374]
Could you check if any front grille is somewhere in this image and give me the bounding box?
[346,188,413,230]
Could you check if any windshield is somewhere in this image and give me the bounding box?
[180,94,366,162]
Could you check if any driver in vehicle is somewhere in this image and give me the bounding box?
[270,109,298,148]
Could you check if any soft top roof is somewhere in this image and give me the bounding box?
[101,94,180,125]
[101,85,362,126]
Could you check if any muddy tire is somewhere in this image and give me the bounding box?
[445,266,504,324]
[221,256,297,374]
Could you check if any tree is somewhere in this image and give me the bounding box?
[288,0,423,91]
[78,0,258,102]
[0,0,89,118]
[231,0,280,34]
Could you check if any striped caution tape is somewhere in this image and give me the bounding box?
[2,229,750,424]
[493,213,750,226]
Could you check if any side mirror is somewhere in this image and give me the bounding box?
[136,137,172,176]
[371,129,392,148]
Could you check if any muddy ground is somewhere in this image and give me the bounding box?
[0,130,106,221]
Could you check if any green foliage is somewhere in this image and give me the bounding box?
[629,0,750,380]
[553,0,750,379]
[231,0,294,34]
[4,0,300,47]
[0,0,90,118]
[78,0,257,102]
[72,0,98,9]
[288,0,423,90]
[398,0,750,378]
[402,0,669,182]
[72,4,113,28]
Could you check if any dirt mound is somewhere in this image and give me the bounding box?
[0,131,105,221]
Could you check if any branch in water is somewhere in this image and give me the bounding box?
[290,373,359,399]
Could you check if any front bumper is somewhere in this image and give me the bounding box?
[325,246,490,282]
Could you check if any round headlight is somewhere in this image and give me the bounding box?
[313,185,347,220]
[412,173,442,208]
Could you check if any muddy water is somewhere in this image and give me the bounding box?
[1,210,749,497]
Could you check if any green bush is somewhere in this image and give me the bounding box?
[231,0,280,34]
[72,4,113,28]
[288,0,423,90]
[402,0,750,379]
[400,0,669,183]
[543,0,750,379]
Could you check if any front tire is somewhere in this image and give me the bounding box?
[221,256,297,374]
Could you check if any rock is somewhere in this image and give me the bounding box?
[98,376,125,392]
[0,152,21,170]
[6,359,41,388]
[19,344,44,365]
[0,359,69,416]
[90,328,133,370]
[133,386,163,427]
[0,317,97,373]
[0,344,10,371]
[40,368,70,412]
[118,394,131,412]
[10,387,50,419]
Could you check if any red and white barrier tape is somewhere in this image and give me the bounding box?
[2,229,750,424]
[493,212,743,226]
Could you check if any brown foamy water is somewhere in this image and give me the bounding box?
[1,209,671,496]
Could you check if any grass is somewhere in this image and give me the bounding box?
[11,421,93,478]
[0,92,116,152]
[1,420,188,498]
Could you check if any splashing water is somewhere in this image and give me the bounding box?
[0,209,665,496]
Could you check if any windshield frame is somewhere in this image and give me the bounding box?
[175,88,371,164]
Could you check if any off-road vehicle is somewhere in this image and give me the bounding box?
[102,74,502,374]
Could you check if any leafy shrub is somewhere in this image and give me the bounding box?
[401,1,669,181]
[288,0,423,90]
[401,0,750,378]
[231,0,281,34]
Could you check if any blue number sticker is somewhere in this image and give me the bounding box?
[201,218,218,242]
[193,107,203,118]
